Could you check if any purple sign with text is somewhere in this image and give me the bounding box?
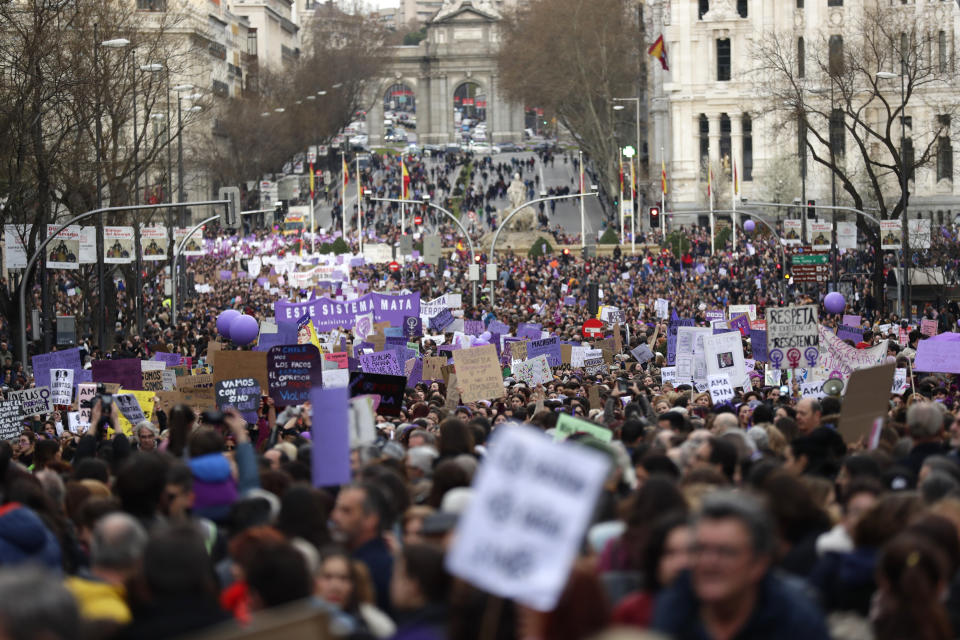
[31,348,82,389]
[274,291,420,331]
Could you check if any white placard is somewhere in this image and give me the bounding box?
[655,298,670,319]
[660,366,678,385]
[728,304,757,322]
[104,226,135,263]
[764,304,819,370]
[322,368,350,389]
[837,221,857,250]
[782,219,801,246]
[115,393,145,425]
[50,369,74,406]
[810,222,832,251]
[707,373,735,404]
[10,386,52,416]
[880,220,902,250]
[3,224,30,270]
[703,331,746,387]
[891,367,908,394]
[141,226,168,261]
[446,424,609,611]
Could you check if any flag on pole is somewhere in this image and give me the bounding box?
[342,155,349,187]
[619,155,624,197]
[401,160,411,199]
[630,157,636,202]
[661,158,668,195]
[647,34,669,71]
[309,162,315,198]
[732,158,739,199]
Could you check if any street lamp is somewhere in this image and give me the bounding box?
[613,97,643,231]
[876,69,910,319]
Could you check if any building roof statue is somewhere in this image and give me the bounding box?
[432,0,501,23]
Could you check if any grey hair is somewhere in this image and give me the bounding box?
[35,470,65,507]
[408,428,437,446]
[0,567,78,640]
[406,446,439,476]
[695,490,776,557]
[91,513,148,571]
[135,421,159,438]
[907,402,945,439]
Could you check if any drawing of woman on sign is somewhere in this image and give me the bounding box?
[144,240,164,256]
[107,241,125,258]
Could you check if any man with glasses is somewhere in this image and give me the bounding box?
[652,491,830,639]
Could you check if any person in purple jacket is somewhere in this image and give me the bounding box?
[187,409,260,524]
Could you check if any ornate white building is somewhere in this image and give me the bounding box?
[649,0,960,225]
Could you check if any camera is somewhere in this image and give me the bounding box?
[200,409,226,426]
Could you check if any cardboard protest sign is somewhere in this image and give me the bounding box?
[553,413,613,443]
[10,387,52,416]
[422,356,447,382]
[707,374,735,404]
[154,388,216,415]
[141,369,164,391]
[513,355,553,387]
[561,344,573,365]
[92,359,143,391]
[50,369,74,406]
[348,372,406,416]
[267,345,320,406]
[728,304,758,322]
[765,305,819,370]
[215,378,262,421]
[178,373,213,389]
[839,363,896,443]
[446,424,610,611]
[212,351,268,393]
[31,347,82,389]
[452,345,503,403]
[0,401,23,440]
[311,387,351,487]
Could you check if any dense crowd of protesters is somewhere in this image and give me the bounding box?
[0,151,959,639]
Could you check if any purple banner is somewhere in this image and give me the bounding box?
[274,291,421,331]
[518,323,542,340]
[429,309,454,332]
[311,387,351,487]
[488,319,510,335]
[527,336,562,367]
[31,348,82,389]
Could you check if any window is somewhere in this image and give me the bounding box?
[743,115,753,180]
[798,37,805,78]
[737,0,747,18]
[717,39,731,81]
[699,0,709,19]
[798,117,808,178]
[699,114,710,164]
[720,114,732,165]
[827,0,842,6]
[902,137,915,182]
[939,114,951,129]
[828,35,844,76]
[137,0,166,9]
[939,31,948,73]
[247,30,258,56]
[937,135,953,181]
[797,0,804,7]
[830,108,845,156]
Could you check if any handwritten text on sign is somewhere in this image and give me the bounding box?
[267,344,320,405]
[765,304,819,370]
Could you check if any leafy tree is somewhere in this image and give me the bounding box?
[599,226,619,244]
[528,237,553,257]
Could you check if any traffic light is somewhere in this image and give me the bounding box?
[587,283,599,316]
[649,206,660,228]
[806,199,816,219]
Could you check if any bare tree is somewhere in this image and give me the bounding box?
[497,0,643,214]
[752,4,960,306]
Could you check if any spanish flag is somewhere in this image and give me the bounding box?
[648,34,669,71]
[342,155,349,187]
[661,158,668,195]
[401,160,411,199]
[733,158,739,197]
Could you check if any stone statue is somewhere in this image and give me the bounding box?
[505,173,535,232]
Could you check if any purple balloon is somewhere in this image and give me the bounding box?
[743,219,756,233]
[229,314,260,346]
[824,292,846,315]
[217,309,241,339]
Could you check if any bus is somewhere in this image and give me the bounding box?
[283,215,305,236]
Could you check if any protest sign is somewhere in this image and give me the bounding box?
[114,393,146,427]
[161,370,177,391]
[10,386,52,416]
[75,383,97,410]
[0,401,23,440]
[750,329,768,362]
[631,344,654,364]
[839,364,896,443]
[322,368,350,389]
[141,369,164,391]
[153,352,182,367]
[359,350,403,377]
[799,381,826,399]
[891,368,909,394]
[212,351,268,392]
[527,337,561,368]
[403,315,422,340]
[660,366,678,385]
[215,378,262,420]
[50,369,74,406]
[920,319,938,337]
[836,324,865,343]
[92,358,143,391]
[422,356,447,382]
[177,373,213,389]
[275,292,421,331]
[267,345,320,406]
[487,319,510,335]
[446,424,610,611]
[667,316,695,366]
[707,374,735,404]
[452,345,503,402]
[703,331,746,388]
[842,314,861,327]
[310,386,351,487]
[553,413,613,443]
[728,304,758,322]
[348,372,406,416]
[31,348,82,389]
[880,220,902,250]
[654,298,669,319]
[583,357,607,376]
[817,325,888,379]
[913,338,960,374]
[765,305,819,370]
[322,352,349,370]
[728,314,751,337]
[429,309,455,332]
[513,355,553,387]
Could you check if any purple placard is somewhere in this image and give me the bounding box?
[406,357,423,387]
[274,291,421,331]
[219,270,233,280]
[488,319,510,335]
[667,317,695,366]
[91,358,143,390]
[385,336,407,347]
[464,320,485,336]
[429,309,455,332]
[384,327,403,338]
[750,329,768,362]
[842,314,861,327]
[527,336,562,367]
[403,315,422,340]
[310,386,351,487]
[563,296,576,306]
[517,323,542,340]
[837,324,865,343]
[153,352,182,366]
[359,350,403,376]
[31,347,82,389]
[705,310,725,323]
[728,314,751,337]
[438,344,457,355]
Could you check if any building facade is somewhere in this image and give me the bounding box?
[649,0,960,225]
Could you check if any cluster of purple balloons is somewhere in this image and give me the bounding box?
[216,309,260,346]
